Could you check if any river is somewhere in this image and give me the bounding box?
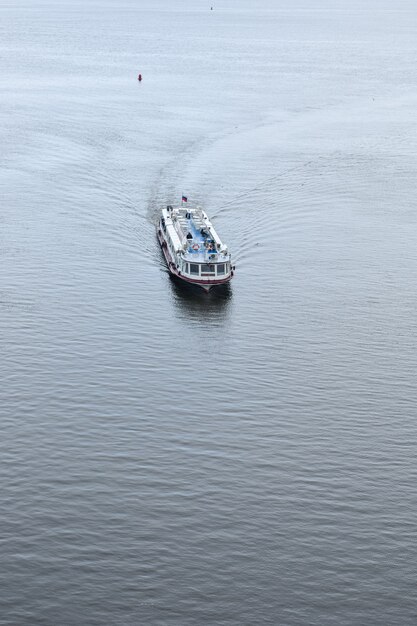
[1,1,417,624]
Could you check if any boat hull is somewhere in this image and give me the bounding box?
[157,228,232,292]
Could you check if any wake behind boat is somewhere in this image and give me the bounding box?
[157,201,234,291]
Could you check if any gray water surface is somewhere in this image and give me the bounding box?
[2,1,417,624]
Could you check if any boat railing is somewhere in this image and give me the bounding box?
[182,250,228,263]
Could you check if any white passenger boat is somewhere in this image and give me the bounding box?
[157,203,234,291]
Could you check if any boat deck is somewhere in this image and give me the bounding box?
[176,214,215,256]
[187,218,207,253]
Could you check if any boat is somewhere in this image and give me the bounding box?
[157,202,234,291]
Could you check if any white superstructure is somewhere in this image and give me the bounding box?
[157,204,234,291]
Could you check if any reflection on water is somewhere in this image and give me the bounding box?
[169,274,233,321]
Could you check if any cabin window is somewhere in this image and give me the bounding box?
[217,264,225,275]
[201,264,215,274]
[190,264,199,275]
[185,263,189,273]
